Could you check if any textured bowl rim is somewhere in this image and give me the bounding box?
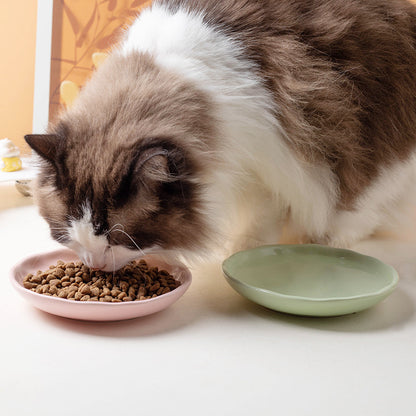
[222,244,399,303]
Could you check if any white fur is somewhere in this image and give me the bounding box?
[122,4,338,254]
[326,154,416,247]
[69,4,416,267]
[66,203,148,271]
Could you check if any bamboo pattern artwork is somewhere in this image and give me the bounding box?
[49,0,152,120]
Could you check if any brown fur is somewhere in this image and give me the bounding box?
[27,52,216,252]
[160,0,416,207]
[26,0,416,262]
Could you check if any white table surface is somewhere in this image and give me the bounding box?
[1,182,415,416]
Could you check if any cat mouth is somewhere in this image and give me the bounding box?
[90,266,106,271]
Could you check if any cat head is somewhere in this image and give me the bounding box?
[26,52,215,271]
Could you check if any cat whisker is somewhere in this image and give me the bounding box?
[55,235,69,243]
[105,223,124,237]
[110,246,116,281]
[110,228,146,257]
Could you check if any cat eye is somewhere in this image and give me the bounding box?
[113,144,177,205]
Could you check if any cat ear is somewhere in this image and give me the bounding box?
[24,134,60,162]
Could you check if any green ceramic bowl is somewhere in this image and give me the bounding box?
[222,244,399,317]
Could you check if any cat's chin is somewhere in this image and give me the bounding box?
[98,247,186,272]
[64,241,164,272]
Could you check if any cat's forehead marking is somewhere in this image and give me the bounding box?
[69,201,95,233]
[68,201,108,254]
[78,201,92,223]
[70,200,104,234]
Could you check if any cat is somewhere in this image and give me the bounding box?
[25,0,416,271]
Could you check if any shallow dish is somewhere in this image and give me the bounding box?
[10,248,192,321]
[222,244,399,317]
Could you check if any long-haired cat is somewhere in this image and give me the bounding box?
[26,0,416,271]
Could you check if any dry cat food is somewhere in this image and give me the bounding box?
[23,259,181,302]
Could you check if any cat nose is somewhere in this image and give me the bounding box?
[88,261,107,270]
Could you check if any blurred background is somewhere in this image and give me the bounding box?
[0,0,151,156]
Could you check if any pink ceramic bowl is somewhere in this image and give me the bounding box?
[10,248,192,321]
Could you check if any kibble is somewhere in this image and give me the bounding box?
[23,259,180,302]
